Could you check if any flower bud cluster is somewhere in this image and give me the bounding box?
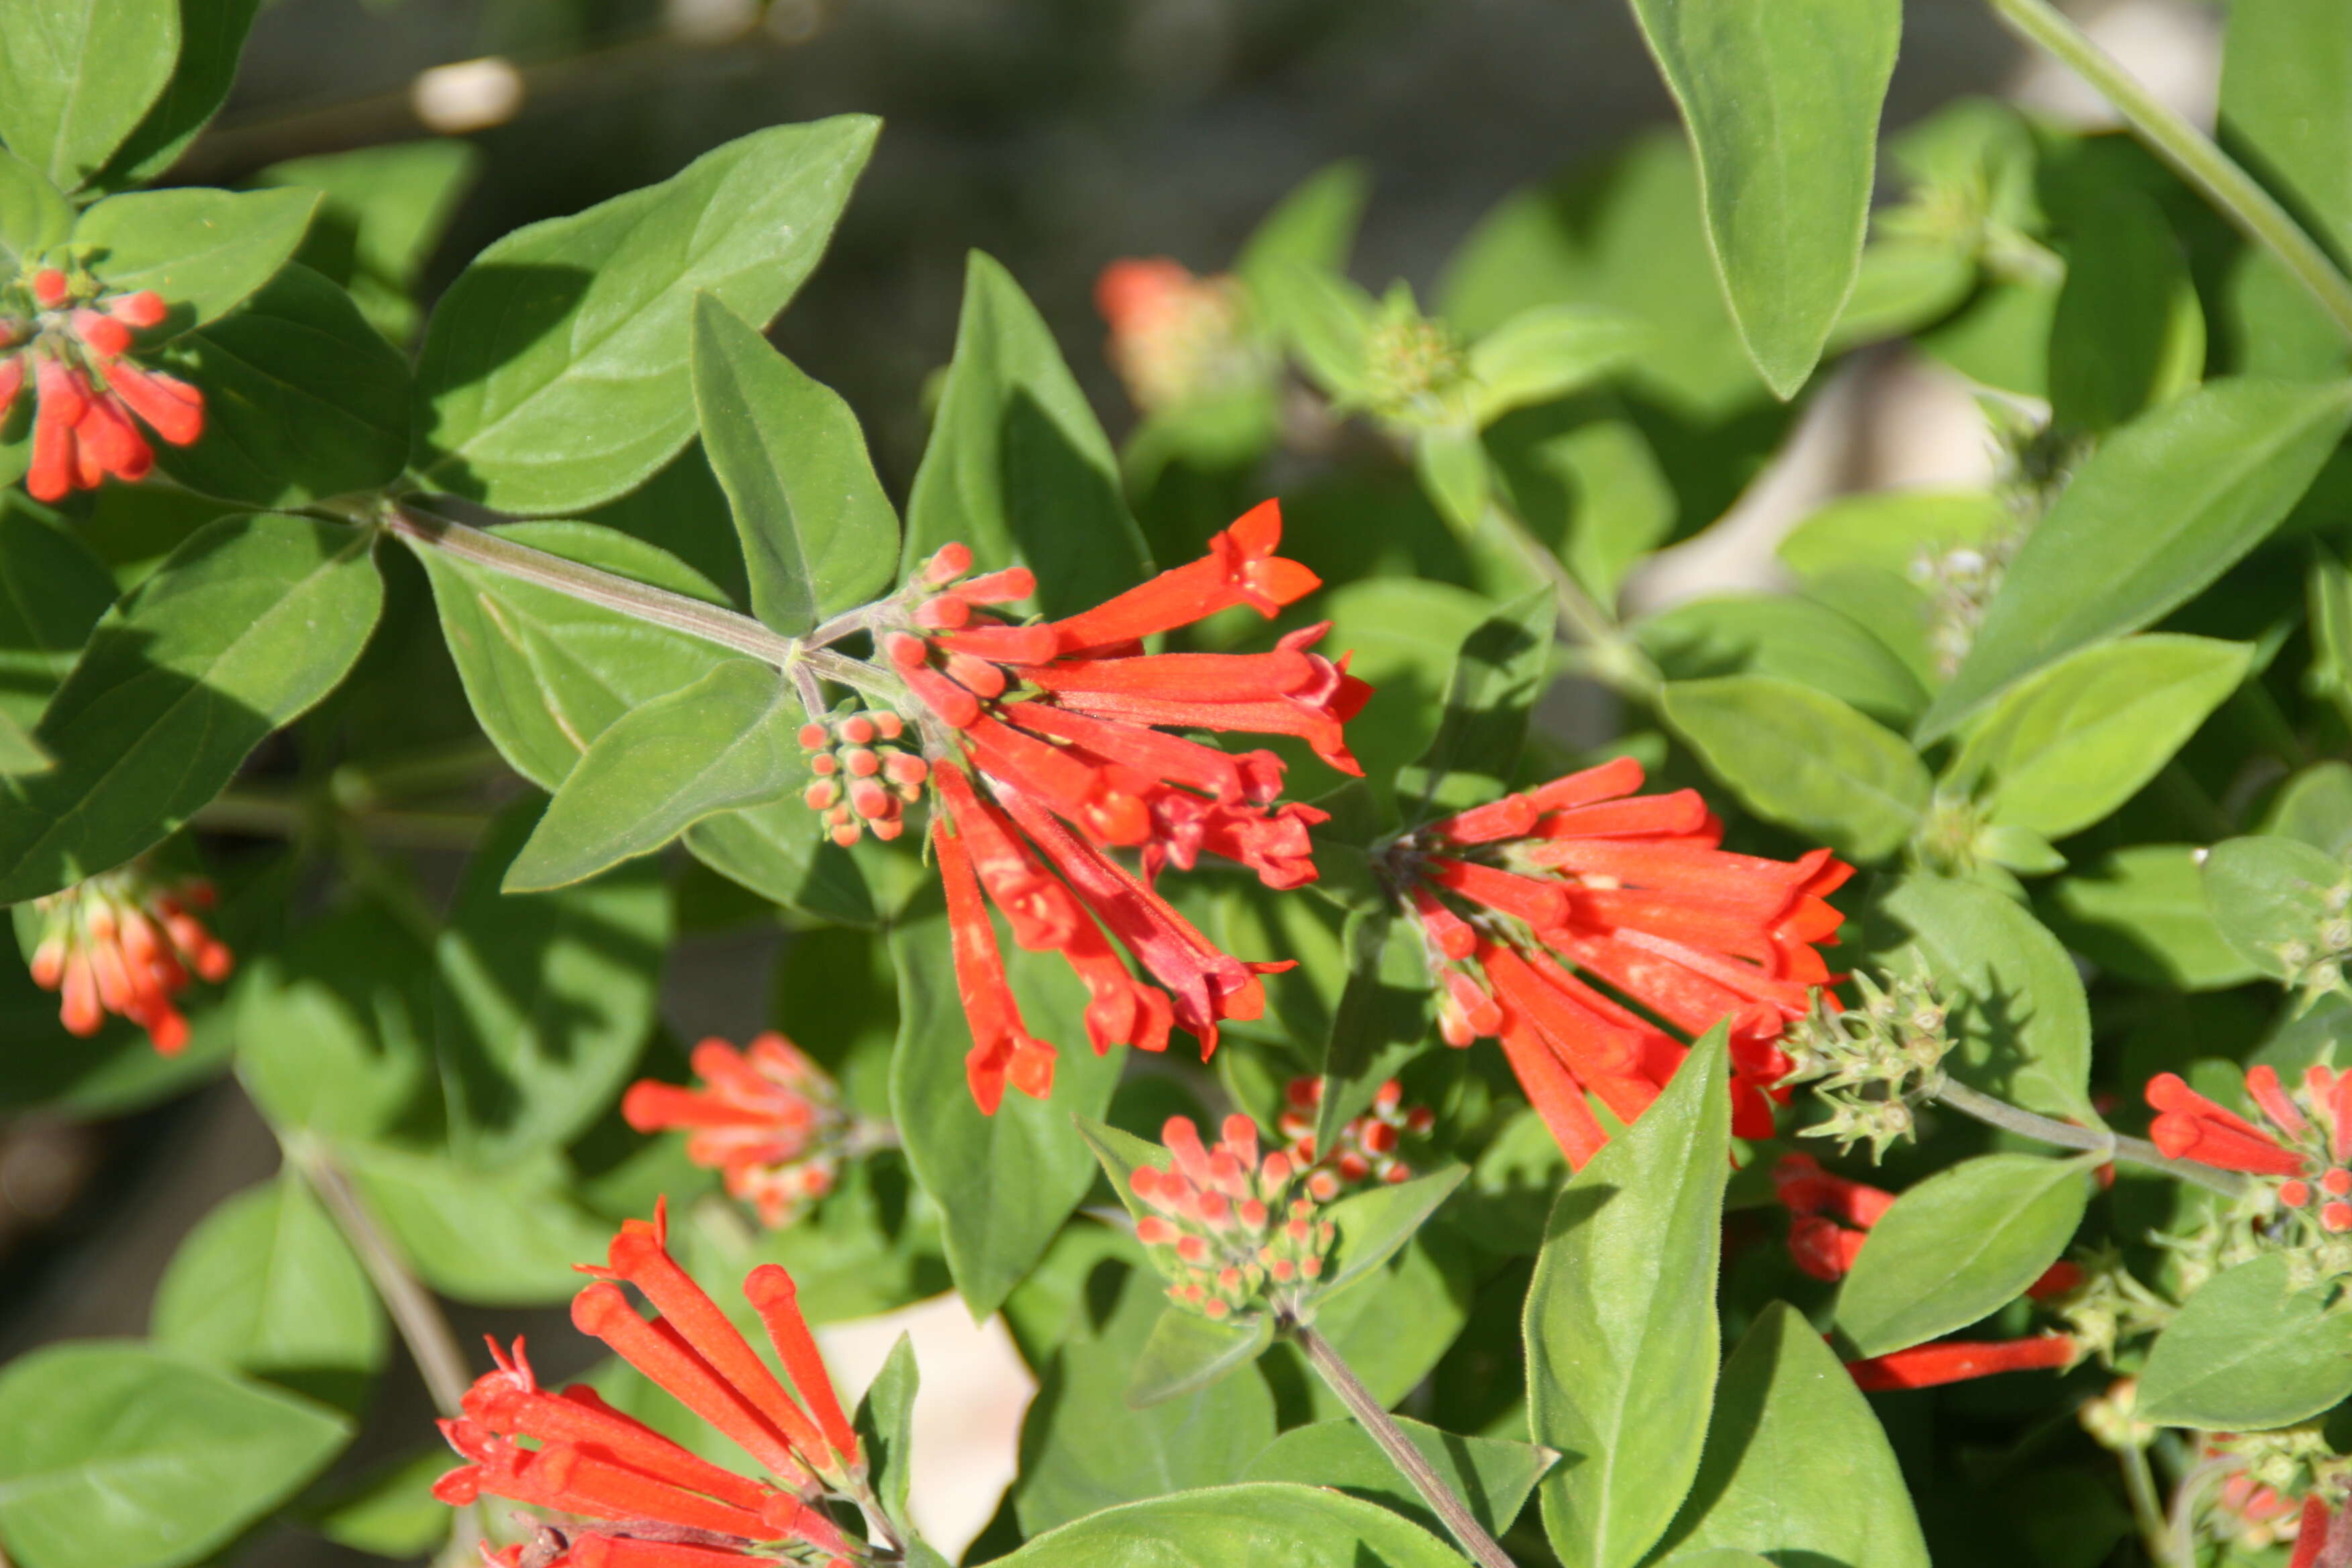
[2078,1378,2157,1452]
[1275,1076,1432,1195]
[2,264,203,502]
[1132,1114,1338,1321]
[2265,874,2352,1012]
[1360,299,1471,428]
[2043,1246,2175,1367]
[2147,1065,2352,1287]
[1779,966,1955,1161]
[2198,1429,2352,1557]
[798,709,928,847]
[27,861,232,1053]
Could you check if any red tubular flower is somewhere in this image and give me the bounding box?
[620,1034,869,1229]
[27,862,232,1053]
[1844,1335,2076,1391]
[434,1205,863,1567]
[2288,1493,2349,1568]
[1390,756,1851,1165]
[5,271,200,503]
[877,505,1343,1112]
[1273,1075,1430,1197]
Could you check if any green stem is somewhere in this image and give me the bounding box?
[193,791,491,849]
[1481,501,1663,704]
[1290,1320,1518,1568]
[2118,1443,2181,1568]
[1984,0,2352,343]
[1930,1079,2249,1199]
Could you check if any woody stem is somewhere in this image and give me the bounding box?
[283,1136,473,1417]
[1290,1320,1518,1568]
[1929,1080,2249,1199]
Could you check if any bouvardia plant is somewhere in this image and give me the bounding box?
[11,0,2352,1565]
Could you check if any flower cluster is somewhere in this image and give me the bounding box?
[1131,1114,1337,1321]
[436,1202,867,1568]
[798,709,929,847]
[1357,296,1471,427]
[1778,965,1957,1161]
[1274,1075,1431,1194]
[1094,258,1268,416]
[888,503,1366,1114]
[27,863,232,1053]
[2190,1428,2352,1565]
[2147,1067,2352,1276]
[2,266,201,501]
[621,1034,878,1230]
[1386,755,1850,1166]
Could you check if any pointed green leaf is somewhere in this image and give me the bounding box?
[95,0,261,189]
[1413,424,1489,533]
[1835,1155,2091,1357]
[852,1333,920,1530]
[340,1144,620,1306]
[1946,634,2252,840]
[1236,161,1371,294]
[889,883,1125,1318]
[1127,1307,1273,1408]
[0,1342,351,1568]
[0,148,70,270]
[1649,1302,1930,1566]
[2220,0,2352,263]
[1663,675,1930,862]
[2045,185,2204,434]
[685,801,874,926]
[2039,845,2260,991]
[2201,834,2351,982]
[414,117,877,513]
[1469,304,1647,424]
[508,659,810,891]
[256,138,481,344]
[0,499,119,733]
[1636,593,1928,728]
[2137,1255,2352,1429]
[1626,0,1900,397]
[999,1483,1467,1568]
[689,294,898,635]
[1074,1113,1178,1221]
[74,186,319,333]
[1318,1166,1467,1297]
[1528,1026,1730,1568]
[1918,378,2352,742]
[0,0,179,191]
[902,252,1150,618]
[0,512,383,903]
[1313,909,1433,1153]
[1869,875,2095,1122]
[1244,1416,1554,1542]
[1397,586,1555,820]
[1255,258,1379,402]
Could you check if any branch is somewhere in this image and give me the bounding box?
[1983,0,2352,344]
[284,1138,473,1417]
[1930,1080,2249,1199]
[1289,1320,1518,1568]
[1481,502,1663,705]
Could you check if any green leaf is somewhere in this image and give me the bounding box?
[2039,845,2261,991]
[1626,0,1900,397]
[1244,1417,1554,1542]
[413,117,878,513]
[341,1143,619,1306]
[1824,236,1974,352]
[1834,1155,2090,1357]
[0,1342,350,1568]
[1869,875,2096,1122]
[2136,1255,2352,1429]
[1252,259,1377,403]
[1318,1166,1467,1296]
[902,252,1151,619]
[434,797,669,1166]
[1396,586,1555,820]
[414,521,732,791]
[509,658,810,891]
[1468,305,1647,424]
[1777,487,2010,581]
[1312,910,1434,1154]
[150,1175,386,1407]
[255,138,481,343]
[305,1445,450,1561]
[684,802,874,926]
[0,0,179,191]
[1235,161,1370,296]
[689,294,898,635]
[0,512,382,903]
[2045,185,2204,434]
[1663,675,1930,862]
[2220,0,2352,264]
[1073,1114,1173,1222]
[0,711,48,775]
[1413,424,1489,533]
[1488,410,1675,604]
[0,499,116,732]
[1527,1026,1730,1568]
[1286,1236,1467,1419]
[154,263,411,507]
[852,1333,920,1530]
[1013,1267,1277,1535]
[1126,1307,1273,1408]
[74,186,318,332]
[889,883,1125,1318]
[1916,378,2352,742]
[94,0,260,189]
[1648,1302,1930,1567]
[1636,593,1928,728]
[999,1483,1468,1568]
[2263,762,2352,855]
[2201,834,2350,981]
[0,148,70,269]
[1946,635,2251,840]
[1658,1554,1775,1568]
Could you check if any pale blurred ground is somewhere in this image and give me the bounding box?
[0,1,2229,1562]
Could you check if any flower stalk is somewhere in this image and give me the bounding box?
[1930,1079,2249,1199]
[1288,1318,1518,1568]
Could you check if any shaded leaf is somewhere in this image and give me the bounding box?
[1663,675,1930,862]
[2137,1255,2352,1428]
[1396,586,1556,820]
[0,0,179,191]
[1127,1308,1273,1408]
[74,186,317,332]
[1244,1416,1553,1542]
